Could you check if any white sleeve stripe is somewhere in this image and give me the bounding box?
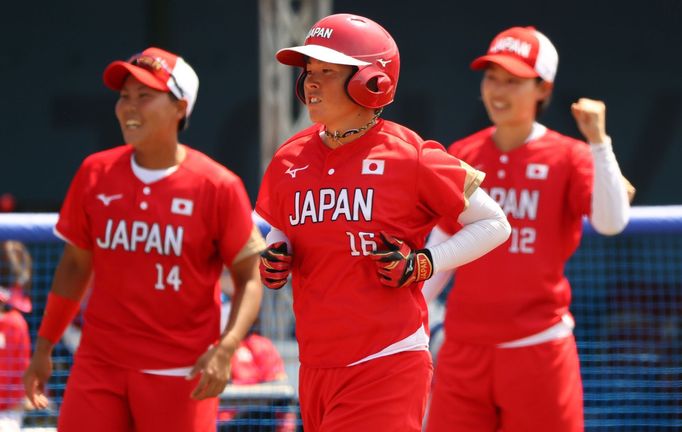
[52,226,76,246]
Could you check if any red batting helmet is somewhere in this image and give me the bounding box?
[276,13,400,109]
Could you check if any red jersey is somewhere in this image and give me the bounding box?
[56,145,256,370]
[439,126,593,344]
[0,310,29,410]
[256,119,481,368]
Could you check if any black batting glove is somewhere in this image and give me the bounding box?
[370,231,434,288]
[259,242,292,290]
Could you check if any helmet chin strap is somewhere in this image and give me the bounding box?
[324,108,383,144]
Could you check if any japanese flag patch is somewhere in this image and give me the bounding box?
[171,198,194,216]
[362,159,385,175]
[526,163,549,180]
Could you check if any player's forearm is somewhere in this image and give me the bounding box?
[421,226,454,302]
[589,138,630,235]
[50,244,93,300]
[36,245,91,345]
[427,188,510,274]
[33,336,56,356]
[218,255,263,354]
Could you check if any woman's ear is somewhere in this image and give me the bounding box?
[538,81,554,100]
[176,99,188,120]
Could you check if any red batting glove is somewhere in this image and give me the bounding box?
[370,232,434,288]
[259,242,292,290]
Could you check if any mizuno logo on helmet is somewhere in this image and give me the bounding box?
[376,58,391,68]
[306,27,334,40]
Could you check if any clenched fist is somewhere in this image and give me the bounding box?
[571,98,608,144]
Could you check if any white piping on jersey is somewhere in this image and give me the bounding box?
[526,122,547,142]
[131,155,180,184]
[346,324,429,367]
[490,122,547,144]
[141,366,194,377]
[497,313,574,348]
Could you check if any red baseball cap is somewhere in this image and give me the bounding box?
[103,47,199,116]
[471,26,558,83]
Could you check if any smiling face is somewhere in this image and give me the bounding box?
[114,75,186,150]
[480,64,552,128]
[302,58,366,130]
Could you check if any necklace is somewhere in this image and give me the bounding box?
[324,108,383,146]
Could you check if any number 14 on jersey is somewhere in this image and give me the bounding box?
[155,263,183,291]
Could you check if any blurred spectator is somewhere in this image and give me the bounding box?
[0,195,15,213]
[0,241,32,431]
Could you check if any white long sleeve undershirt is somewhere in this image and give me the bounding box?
[421,188,511,303]
[589,137,630,235]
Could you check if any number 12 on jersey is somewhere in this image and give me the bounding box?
[155,263,183,291]
[508,227,536,254]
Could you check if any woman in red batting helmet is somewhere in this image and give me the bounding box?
[277,13,400,110]
[256,13,510,432]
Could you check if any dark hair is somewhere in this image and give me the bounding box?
[168,93,189,132]
[0,241,31,291]
[535,77,552,118]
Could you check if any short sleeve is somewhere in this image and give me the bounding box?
[568,141,594,217]
[55,161,94,249]
[255,161,282,230]
[417,141,485,222]
[217,176,259,267]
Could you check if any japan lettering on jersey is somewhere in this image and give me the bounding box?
[55,145,256,370]
[438,126,594,345]
[256,119,482,368]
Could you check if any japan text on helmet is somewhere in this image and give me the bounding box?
[276,13,400,109]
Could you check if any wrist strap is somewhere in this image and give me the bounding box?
[38,292,81,344]
[414,249,434,282]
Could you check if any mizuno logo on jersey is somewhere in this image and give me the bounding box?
[289,188,374,226]
[362,159,384,175]
[171,198,193,216]
[97,193,123,206]
[96,219,184,256]
[285,165,309,178]
[526,164,549,180]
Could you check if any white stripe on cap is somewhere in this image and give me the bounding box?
[533,30,559,83]
[168,57,199,116]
